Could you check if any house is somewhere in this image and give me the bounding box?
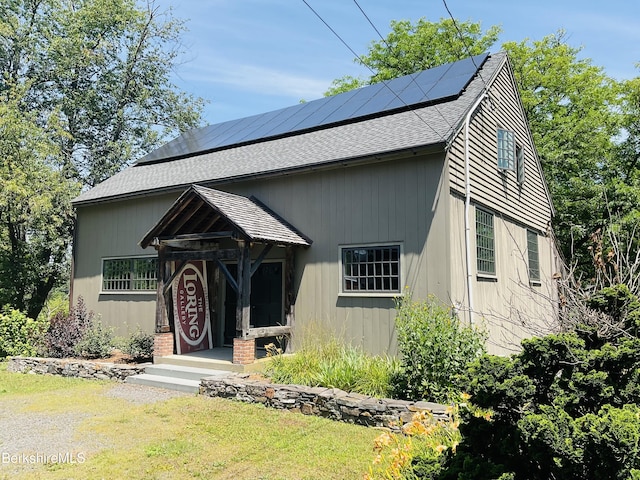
[71,52,559,364]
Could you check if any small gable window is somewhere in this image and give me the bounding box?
[497,128,516,171]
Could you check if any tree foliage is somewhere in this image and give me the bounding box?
[325,18,500,95]
[0,0,203,317]
[503,32,621,273]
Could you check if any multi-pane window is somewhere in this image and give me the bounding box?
[527,230,541,282]
[476,209,495,275]
[341,245,401,293]
[516,145,525,183]
[103,257,157,291]
[497,128,516,170]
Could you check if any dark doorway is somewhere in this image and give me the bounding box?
[223,262,283,346]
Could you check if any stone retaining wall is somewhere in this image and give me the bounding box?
[200,374,448,432]
[7,357,148,382]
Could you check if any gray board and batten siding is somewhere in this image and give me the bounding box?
[71,52,557,356]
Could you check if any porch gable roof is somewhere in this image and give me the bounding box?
[139,185,312,248]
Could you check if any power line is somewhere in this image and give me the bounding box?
[441,0,488,87]
[351,0,457,132]
[301,0,451,141]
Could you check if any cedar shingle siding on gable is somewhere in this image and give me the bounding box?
[71,52,558,358]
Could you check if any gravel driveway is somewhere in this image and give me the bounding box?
[0,383,189,477]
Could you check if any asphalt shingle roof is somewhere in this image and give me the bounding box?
[140,185,312,247]
[73,52,505,205]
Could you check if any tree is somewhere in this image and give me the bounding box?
[0,86,79,319]
[325,18,501,95]
[0,0,204,318]
[502,32,621,275]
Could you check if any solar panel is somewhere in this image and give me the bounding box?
[137,53,488,165]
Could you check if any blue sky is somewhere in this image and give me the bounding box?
[155,0,640,126]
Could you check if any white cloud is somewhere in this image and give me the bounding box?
[180,56,332,100]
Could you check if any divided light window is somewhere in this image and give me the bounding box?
[527,230,541,282]
[103,257,157,292]
[341,245,400,294]
[476,209,495,275]
[497,128,516,171]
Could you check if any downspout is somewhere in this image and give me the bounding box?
[463,94,487,325]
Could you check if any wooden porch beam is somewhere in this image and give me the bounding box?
[236,241,251,337]
[216,258,238,295]
[164,248,238,262]
[155,245,170,333]
[158,231,235,243]
[246,325,291,339]
[250,244,273,276]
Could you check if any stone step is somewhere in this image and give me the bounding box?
[125,373,201,393]
[144,364,229,382]
[154,354,251,373]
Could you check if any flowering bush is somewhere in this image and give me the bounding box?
[365,404,464,480]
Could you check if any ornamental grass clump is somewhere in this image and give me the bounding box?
[393,292,487,403]
[265,322,398,398]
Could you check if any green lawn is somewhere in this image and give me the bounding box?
[0,363,377,479]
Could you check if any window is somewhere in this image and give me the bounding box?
[527,230,540,282]
[341,244,401,294]
[516,145,525,183]
[497,128,516,170]
[476,209,495,275]
[102,257,157,292]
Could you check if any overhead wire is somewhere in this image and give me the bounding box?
[351,0,458,132]
[301,0,452,141]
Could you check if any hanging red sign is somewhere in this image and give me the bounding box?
[172,260,213,354]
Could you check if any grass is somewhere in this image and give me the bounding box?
[265,322,398,398]
[0,362,378,479]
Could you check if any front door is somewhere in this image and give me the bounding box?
[223,262,283,346]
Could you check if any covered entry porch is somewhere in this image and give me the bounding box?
[139,185,312,364]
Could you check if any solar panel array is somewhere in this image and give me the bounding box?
[137,53,488,165]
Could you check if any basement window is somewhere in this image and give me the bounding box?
[340,244,401,295]
[102,257,157,292]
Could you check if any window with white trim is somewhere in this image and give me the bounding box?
[341,245,401,294]
[527,230,541,282]
[102,257,157,292]
[497,128,516,171]
[476,209,496,275]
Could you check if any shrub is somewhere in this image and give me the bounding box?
[393,292,487,403]
[265,322,398,398]
[122,328,154,361]
[440,284,640,479]
[44,297,93,358]
[365,406,463,480]
[0,307,47,358]
[73,319,115,359]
